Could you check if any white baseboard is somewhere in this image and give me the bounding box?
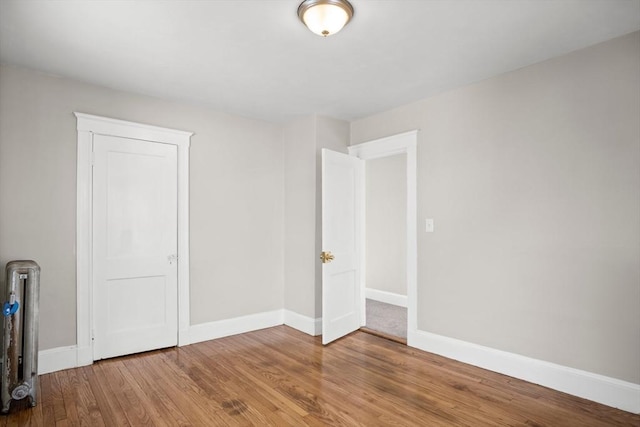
[37,309,288,374]
[38,344,93,375]
[76,345,93,367]
[185,309,284,345]
[38,346,78,375]
[284,310,322,336]
[366,288,408,307]
[411,330,640,414]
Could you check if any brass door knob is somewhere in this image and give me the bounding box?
[320,251,335,264]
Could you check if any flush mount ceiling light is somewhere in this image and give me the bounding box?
[298,0,354,37]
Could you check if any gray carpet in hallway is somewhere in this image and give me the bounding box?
[366,299,407,339]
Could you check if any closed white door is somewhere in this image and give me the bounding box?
[321,149,363,345]
[92,134,178,360]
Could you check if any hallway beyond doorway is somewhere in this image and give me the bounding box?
[363,299,407,344]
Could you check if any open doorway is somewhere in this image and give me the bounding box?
[321,130,416,346]
[362,154,408,343]
[347,130,417,347]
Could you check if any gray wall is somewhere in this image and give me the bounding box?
[283,115,349,320]
[350,31,640,384]
[366,154,407,296]
[283,116,316,318]
[0,64,285,350]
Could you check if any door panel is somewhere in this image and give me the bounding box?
[107,276,167,333]
[93,134,178,360]
[322,149,363,345]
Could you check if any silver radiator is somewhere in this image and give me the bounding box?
[1,261,40,414]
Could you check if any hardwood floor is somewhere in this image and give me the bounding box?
[2,326,638,426]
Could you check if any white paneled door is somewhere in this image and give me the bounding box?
[92,134,178,360]
[321,149,363,345]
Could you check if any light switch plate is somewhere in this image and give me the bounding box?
[425,218,434,232]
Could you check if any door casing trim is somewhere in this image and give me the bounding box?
[348,130,418,346]
[75,113,192,365]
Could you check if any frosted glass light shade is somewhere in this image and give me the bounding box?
[298,0,354,37]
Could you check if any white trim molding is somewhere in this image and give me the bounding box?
[41,309,322,374]
[186,310,284,345]
[187,310,323,345]
[74,113,193,360]
[284,310,322,336]
[349,130,418,160]
[38,345,93,375]
[365,289,408,308]
[76,345,93,367]
[412,330,640,414]
[38,346,78,375]
[348,130,418,344]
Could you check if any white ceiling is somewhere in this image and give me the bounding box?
[1,0,639,123]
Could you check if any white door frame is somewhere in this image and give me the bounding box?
[348,130,418,346]
[75,113,192,365]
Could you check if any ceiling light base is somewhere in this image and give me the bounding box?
[298,0,354,37]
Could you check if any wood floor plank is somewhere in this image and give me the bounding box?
[178,344,306,426]
[220,334,371,425]
[84,364,131,426]
[157,349,255,426]
[68,367,105,427]
[57,369,79,425]
[240,328,459,425]
[103,359,155,426]
[47,371,66,423]
[1,326,638,426]
[117,357,179,427]
[193,343,310,420]
[136,349,232,425]
[125,355,192,426]
[39,374,57,426]
[199,339,343,424]
[241,343,409,424]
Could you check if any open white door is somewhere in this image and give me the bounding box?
[92,134,178,360]
[321,149,363,345]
